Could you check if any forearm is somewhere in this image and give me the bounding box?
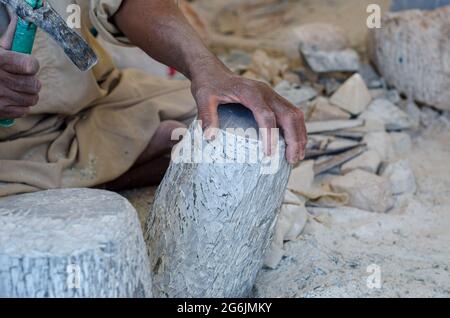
[113,0,307,165]
[113,0,228,81]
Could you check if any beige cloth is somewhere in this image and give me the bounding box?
[0,0,197,197]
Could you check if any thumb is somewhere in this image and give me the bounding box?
[196,94,220,140]
[0,7,18,50]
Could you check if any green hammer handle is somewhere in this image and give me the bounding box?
[0,0,43,128]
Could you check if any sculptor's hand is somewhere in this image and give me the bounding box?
[114,0,307,164]
[191,61,307,164]
[0,8,41,119]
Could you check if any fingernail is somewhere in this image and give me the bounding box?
[204,127,217,141]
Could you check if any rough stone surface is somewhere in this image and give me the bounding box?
[360,98,414,131]
[307,97,352,122]
[147,104,291,298]
[368,6,450,110]
[385,90,402,105]
[301,48,360,73]
[359,63,383,88]
[330,169,394,213]
[390,132,413,156]
[306,119,364,134]
[330,73,372,115]
[274,81,317,106]
[382,160,417,195]
[370,89,386,100]
[0,189,152,298]
[341,150,381,174]
[420,106,442,128]
[363,131,395,161]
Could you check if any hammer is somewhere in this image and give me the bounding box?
[0,0,98,127]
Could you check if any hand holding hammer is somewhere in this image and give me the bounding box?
[0,0,98,128]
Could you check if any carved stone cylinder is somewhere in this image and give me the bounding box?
[146,104,291,298]
[0,189,152,298]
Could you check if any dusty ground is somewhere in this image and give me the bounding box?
[253,114,450,297]
[123,113,450,298]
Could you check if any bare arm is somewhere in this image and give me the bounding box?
[113,0,307,164]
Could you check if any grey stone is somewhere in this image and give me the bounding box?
[330,169,394,213]
[369,6,450,110]
[330,73,372,115]
[360,98,414,131]
[390,132,413,156]
[320,77,341,96]
[0,189,152,298]
[385,90,402,105]
[382,160,417,195]
[359,63,382,88]
[274,81,317,106]
[220,50,252,73]
[370,89,386,99]
[307,97,351,122]
[341,150,382,174]
[147,104,291,298]
[306,119,364,134]
[301,48,360,73]
[363,131,395,161]
[420,106,442,128]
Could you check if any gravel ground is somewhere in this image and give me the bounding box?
[122,113,450,298]
[253,114,450,297]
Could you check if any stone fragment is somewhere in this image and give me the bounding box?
[370,89,386,99]
[307,97,352,122]
[220,50,252,73]
[348,118,385,133]
[381,160,417,195]
[330,169,394,213]
[390,132,413,156]
[306,119,364,134]
[321,77,341,96]
[360,98,414,131]
[248,50,288,85]
[330,73,372,115]
[363,131,395,161]
[359,63,383,88]
[420,106,442,128]
[274,81,318,106]
[405,100,421,129]
[301,48,360,73]
[326,139,360,151]
[341,150,381,174]
[385,90,401,105]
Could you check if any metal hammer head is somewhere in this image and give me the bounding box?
[0,0,98,71]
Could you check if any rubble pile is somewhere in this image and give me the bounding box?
[217,22,444,268]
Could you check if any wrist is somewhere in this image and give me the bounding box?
[187,53,232,83]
